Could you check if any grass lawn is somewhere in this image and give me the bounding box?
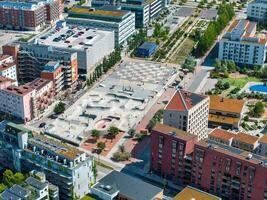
[221,76,261,89]
[220,85,235,97]
[81,195,101,200]
[169,38,195,64]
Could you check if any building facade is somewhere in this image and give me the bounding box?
[150,123,267,200]
[150,123,197,185]
[67,6,135,45]
[192,140,267,200]
[163,90,210,141]
[3,43,78,88]
[247,0,267,24]
[209,96,245,130]
[0,78,54,122]
[0,121,94,200]
[37,24,115,74]
[218,19,267,66]
[0,55,17,85]
[41,61,64,94]
[0,0,62,31]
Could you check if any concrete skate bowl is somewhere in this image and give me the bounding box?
[94,116,120,131]
[94,118,113,131]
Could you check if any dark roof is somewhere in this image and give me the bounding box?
[93,171,163,200]
[0,190,21,200]
[26,177,48,190]
[9,185,29,198]
[138,42,157,50]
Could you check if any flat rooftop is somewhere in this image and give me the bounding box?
[173,186,221,200]
[69,7,127,17]
[29,134,84,160]
[209,95,245,114]
[93,170,163,200]
[0,1,44,10]
[38,25,113,50]
[153,123,196,141]
[198,140,267,166]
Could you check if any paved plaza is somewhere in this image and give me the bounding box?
[45,60,177,145]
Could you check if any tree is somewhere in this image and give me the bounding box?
[118,145,125,153]
[97,142,106,153]
[54,102,65,114]
[252,102,265,117]
[182,55,196,72]
[92,161,97,182]
[108,126,120,140]
[0,183,6,193]
[13,172,25,184]
[128,128,136,138]
[223,82,230,89]
[3,169,14,187]
[91,129,100,142]
[262,67,267,79]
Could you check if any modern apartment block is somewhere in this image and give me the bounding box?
[41,61,64,94]
[3,43,78,87]
[0,78,54,122]
[209,96,245,130]
[163,90,210,141]
[37,24,115,74]
[247,0,267,24]
[0,121,94,200]
[0,55,17,85]
[0,170,59,200]
[0,0,62,31]
[150,123,198,185]
[218,19,267,66]
[192,139,267,200]
[67,6,135,45]
[150,123,267,200]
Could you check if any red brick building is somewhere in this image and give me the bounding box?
[0,0,62,31]
[151,124,267,200]
[150,123,197,185]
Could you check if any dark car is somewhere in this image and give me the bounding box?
[39,122,46,128]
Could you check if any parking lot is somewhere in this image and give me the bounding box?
[0,31,29,53]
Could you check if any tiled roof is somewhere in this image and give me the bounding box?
[173,186,221,200]
[152,123,196,141]
[209,128,235,141]
[233,132,259,145]
[259,134,267,144]
[165,90,207,111]
[209,96,245,114]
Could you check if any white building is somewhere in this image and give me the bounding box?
[67,6,135,45]
[0,55,17,85]
[163,90,210,141]
[247,0,267,23]
[218,19,267,66]
[37,24,115,74]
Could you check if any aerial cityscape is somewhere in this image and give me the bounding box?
[0,0,266,198]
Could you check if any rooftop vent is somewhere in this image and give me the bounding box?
[104,185,112,191]
[247,154,253,160]
[169,131,176,136]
